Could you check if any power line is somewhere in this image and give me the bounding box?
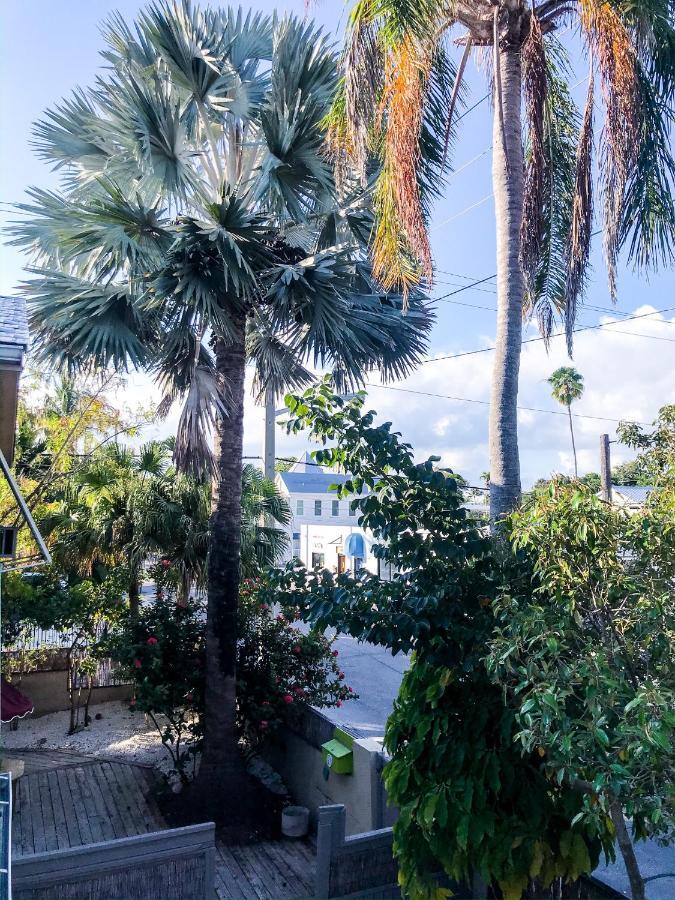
[421,305,675,365]
[363,383,651,426]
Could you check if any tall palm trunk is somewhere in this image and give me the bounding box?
[199,314,247,785]
[567,404,578,477]
[489,43,525,523]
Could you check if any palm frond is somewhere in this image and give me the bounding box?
[22,269,155,372]
[521,14,548,295]
[566,70,595,351]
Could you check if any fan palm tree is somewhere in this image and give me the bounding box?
[325,0,675,522]
[10,1,432,789]
[548,366,584,476]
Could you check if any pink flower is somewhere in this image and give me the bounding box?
[260,604,270,612]
[276,614,286,624]
[161,558,171,569]
[331,650,339,657]
[146,636,158,646]
[129,698,136,707]
[283,694,294,705]
[336,700,343,707]
[293,645,301,655]
[260,720,269,730]
[133,658,142,669]
[294,686,304,695]
[339,672,345,680]
[348,686,353,693]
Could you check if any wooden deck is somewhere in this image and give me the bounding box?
[8,748,315,898]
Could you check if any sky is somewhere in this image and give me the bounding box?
[1,1,673,487]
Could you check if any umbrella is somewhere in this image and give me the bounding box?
[1,678,33,723]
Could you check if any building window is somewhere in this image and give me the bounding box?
[314,500,322,516]
[296,500,304,515]
[311,552,325,568]
[353,556,363,573]
[331,500,339,517]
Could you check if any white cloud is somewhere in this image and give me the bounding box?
[99,306,674,488]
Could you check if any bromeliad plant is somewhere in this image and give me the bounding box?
[11,1,432,791]
[266,381,612,899]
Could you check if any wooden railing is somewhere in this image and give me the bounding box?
[12,822,216,900]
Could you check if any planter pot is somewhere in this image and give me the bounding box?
[281,805,309,838]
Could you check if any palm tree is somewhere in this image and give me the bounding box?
[10,1,431,792]
[548,366,584,476]
[326,0,675,522]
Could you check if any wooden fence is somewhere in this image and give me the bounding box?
[12,822,215,900]
[315,805,399,899]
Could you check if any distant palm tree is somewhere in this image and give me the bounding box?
[325,0,675,521]
[10,2,431,791]
[548,366,584,477]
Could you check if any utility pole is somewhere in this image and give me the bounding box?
[600,434,612,503]
[262,388,276,481]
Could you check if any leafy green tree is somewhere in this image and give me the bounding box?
[488,477,675,900]
[11,1,431,791]
[266,382,611,899]
[325,0,675,520]
[548,367,584,476]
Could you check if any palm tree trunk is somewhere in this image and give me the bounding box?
[489,43,525,523]
[199,314,247,786]
[567,404,578,477]
[128,574,140,616]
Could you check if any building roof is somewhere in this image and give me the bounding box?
[278,470,353,494]
[611,484,652,506]
[0,296,29,353]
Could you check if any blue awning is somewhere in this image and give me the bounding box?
[344,532,365,558]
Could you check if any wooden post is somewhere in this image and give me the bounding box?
[600,434,612,503]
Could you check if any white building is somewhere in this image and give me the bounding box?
[276,453,388,576]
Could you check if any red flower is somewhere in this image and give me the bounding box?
[339,672,345,680]
[293,645,301,655]
[331,650,339,657]
[129,698,136,707]
[283,694,293,705]
[336,700,343,707]
[260,603,270,612]
[293,686,304,695]
[161,558,171,569]
[146,636,158,646]
[276,614,286,624]
[260,720,269,730]
[133,658,142,669]
[348,686,353,693]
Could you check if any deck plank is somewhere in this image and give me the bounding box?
[220,843,268,900]
[27,772,47,854]
[16,774,32,856]
[45,770,70,851]
[53,762,84,849]
[263,839,314,895]
[92,762,128,840]
[36,771,58,853]
[106,762,150,835]
[64,767,94,846]
[214,844,249,900]
[249,841,309,898]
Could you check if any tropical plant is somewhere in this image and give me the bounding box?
[325,0,675,520]
[10,1,432,795]
[548,366,584,476]
[239,464,290,578]
[266,381,613,898]
[488,477,675,900]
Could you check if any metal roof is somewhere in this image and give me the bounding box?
[0,296,29,352]
[278,471,353,494]
[611,485,652,506]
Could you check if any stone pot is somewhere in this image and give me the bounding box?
[281,805,309,838]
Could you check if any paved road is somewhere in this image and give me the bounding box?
[316,633,409,739]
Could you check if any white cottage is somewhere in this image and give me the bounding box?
[275,453,387,576]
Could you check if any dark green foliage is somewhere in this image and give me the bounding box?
[266,380,610,899]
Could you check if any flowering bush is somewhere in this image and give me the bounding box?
[237,578,356,748]
[107,576,355,782]
[104,594,205,785]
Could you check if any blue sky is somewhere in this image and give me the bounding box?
[1,1,673,486]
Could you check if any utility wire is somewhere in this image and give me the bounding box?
[362,383,651,426]
[421,305,675,366]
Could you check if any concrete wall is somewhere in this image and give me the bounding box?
[9,669,132,718]
[263,706,396,837]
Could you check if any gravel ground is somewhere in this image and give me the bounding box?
[1,701,175,773]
